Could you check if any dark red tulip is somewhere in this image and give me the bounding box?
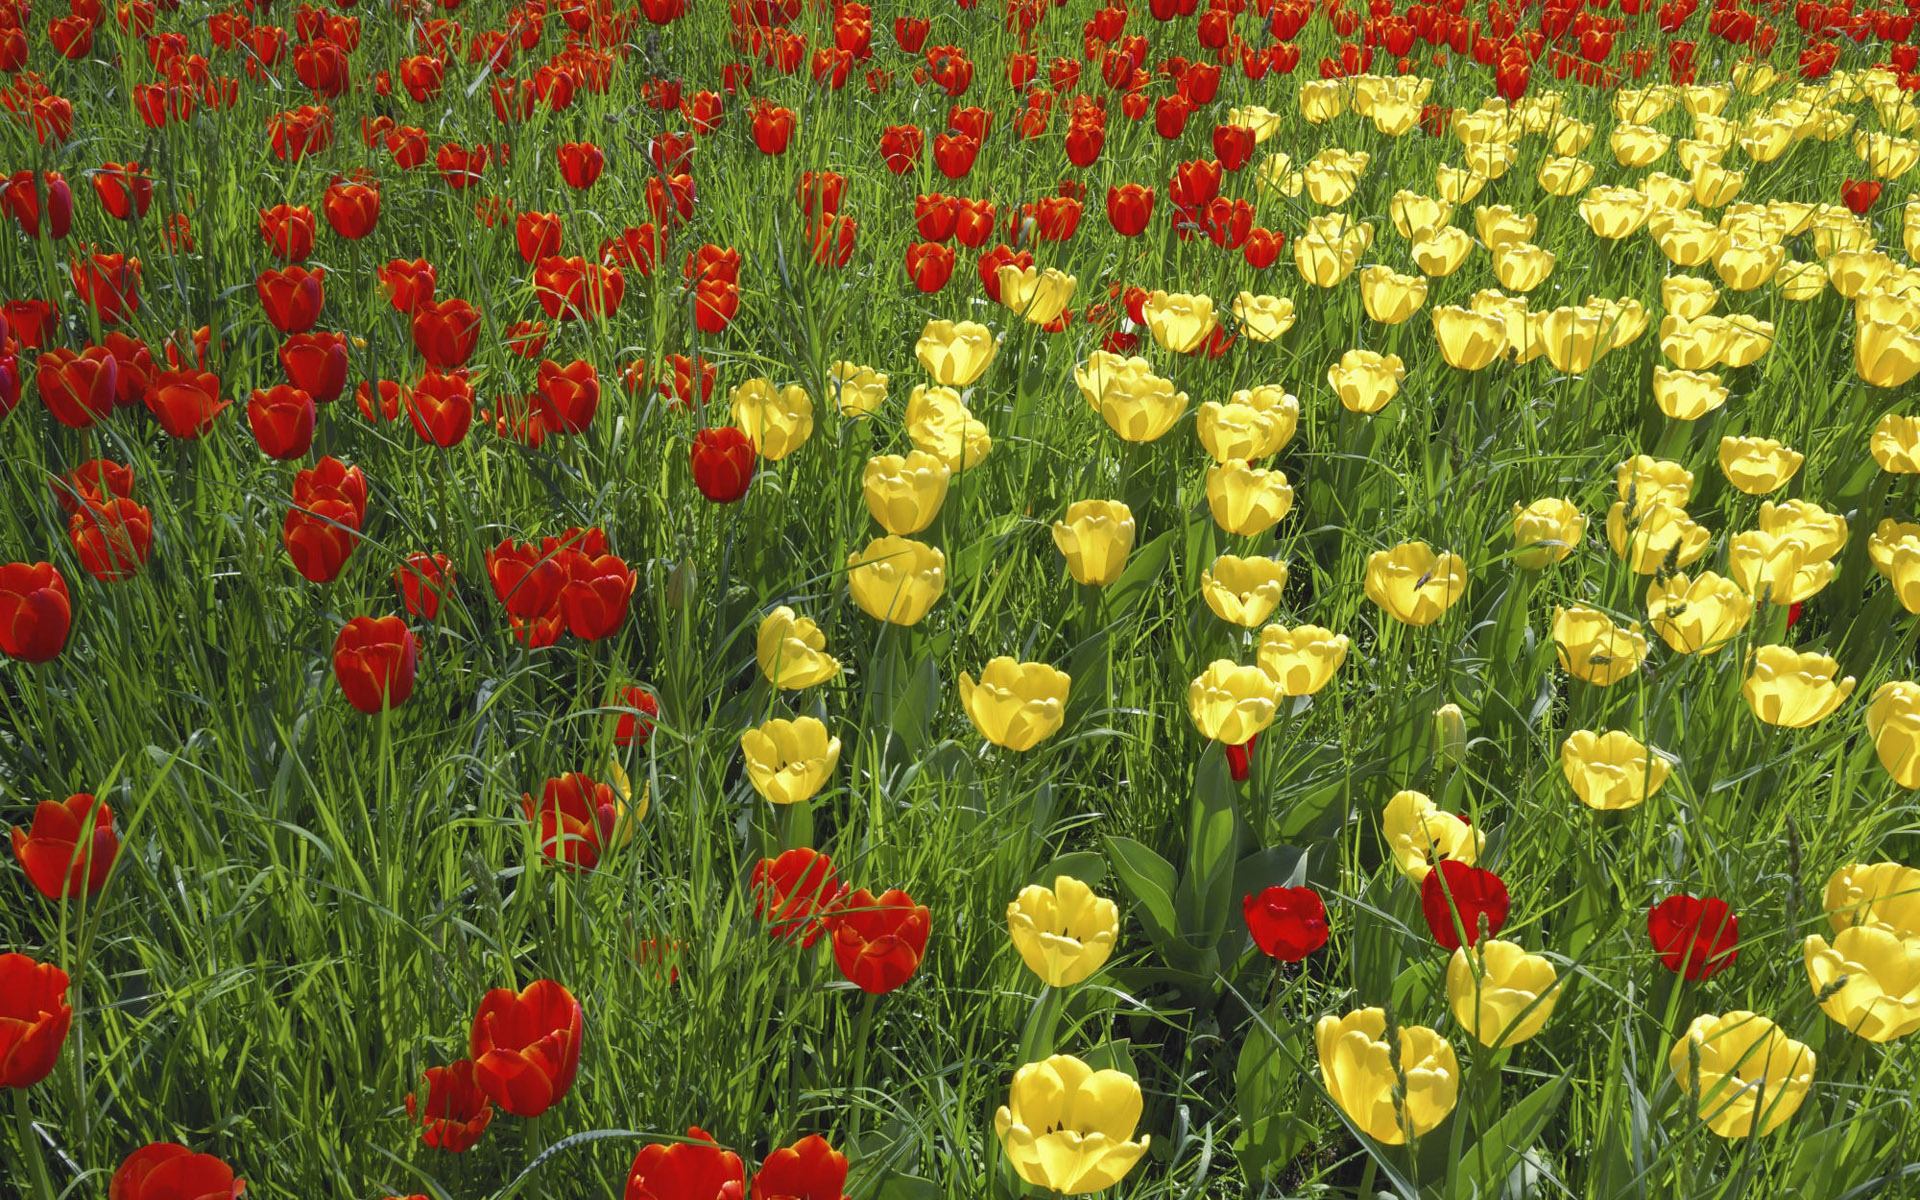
[894,16,929,51]
[1224,731,1258,780]
[626,1128,745,1200]
[109,1143,245,1200]
[1842,178,1883,215]
[1420,860,1509,950]
[51,460,135,516]
[469,979,583,1117]
[2,171,74,239]
[259,203,317,261]
[905,241,955,292]
[1243,885,1328,961]
[144,369,229,439]
[533,358,600,434]
[751,1135,849,1200]
[952,197,996,248]
[407,368,475,447]
[522,772,622,869]
[285,486,362,583]
[691,426,756,503]
[0,953,72,1088]
[752,847,845,947]
[394,552,455,620]
[37,346,119,428]
[1106,183,1154,236]
[1242,227,1285,269]
[11,793,117,900]
[828,888,931,994]
[257,265,326,334]
[411,298,481,368]
[557,141,605,189]
[1648,894,1739,980]
[92,162,154,221]
[408,1060,494,1153]
[332,616,416,712]
[247,385,315,459]
[560,550,634,640]
[71,252,142,324]
[0,563,72,663]
[69,499,154,582]
[486,538,567,623]
[3,299,60,349]
[101,333,152,406]
[323,180,380,238]
[614,686,659,749]
[279,331,350,404]
[379,258,437,313]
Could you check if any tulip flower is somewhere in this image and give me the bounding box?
[1201,555,1289,627]
[729,380,814,461]
[1365,543,1467,626]
[247,385,316,460]
[753,848,845,947]
[1803,925,1920,1042]
[997,265,1075,326]
[1552,606,1648,686]
[109,1143,246,1200]
[846,536,945,625]
[741,716,840,806]
[0,953,72,1088]
[625,1128,744,1200]
[691,427,756,503]
[1421,860,1509,950]
[11,793,117,900]
[1873,414,1920,474]
[68,499,153,583]
[1188,660,1281,746]
[4,561,74,661]
[908,396,992,472]
[1743,645,1855,728]
[1669,1012,1814,1138]
[1233,292,1297,342]
[1327,349,1405,414]
[1607,502,1711,575]
[1095,369,1188,443]
[469,979,583,1117]
[914,319,996,386]
[1197,390,1299,462]
[1561,730,1669,811]
[828,888,931,993]
[409,1060,495,1152]
[1511,499,1586,567]
[144,368,230,439]
[1142,290,1218,353]
[861,452,949,535]
[755,607,841,690]
[1315,1009,1458,1144]
[1448,939,1560,1047]
[1243,885,1328,961]
[1649,895,1739,979]
[522,772,625,870]
[1646,572,1751,655]
[751,1134,849,1200]
[36,346,118,428]
[333,616,417,713]
[1384,790,1482,882]
[827,361,887,417]
[1205,461,1294,537]
[1433,306,1509,370]
[994,1055,1150,1194]
[958,658,1069,751]
[1051,501,1134,586]
[1867,682,1920,788]
[1652,366,1729,420]
[1008,876,1120,986]
[1824,861,1920,940]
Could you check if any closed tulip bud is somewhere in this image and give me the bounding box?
[1646,571,1752,655]
[847,536,945,625]
[755,606,841,689]
[1200,555,1289,627]
[1718,436,1802,495]
[1872,414,1920,473]
[1256,624,1350,696]
[1803,926,1920,1043]
[1662,275,1720,319]
[1097,371,1189,443]
[1511,498,1585,568]
[997,265,1075,325]
[1141,290,1218,354]
[1365,542,1467,626]
[1669,1012,1814,1139]
[1006,875,1120,987]
[1434,703,1468,766]
[1187,660,1281,746]
[1051,500,1134,586]
[1652,367,1728,420]
[862,451,950,535]
[1606,502,1712,574]
[1433,305,1509,370]
[914,319,997,386]
[1561,729,1670,810]
[1743,645,1856,728]
[741,715,841,805]
[1231,291,1297,342]
[1553,605,1647,686]
[1866,682,1920,788]
[729,379,814,461]
[1383,789,1483,882]
[1205,460,1294,536]
[828,360,888,417]
[1358,265,1428,323]
[958,657,1070,751]
[1328,349,1406,414]
[1315,1009,1459,1144]
[994,1055,1149,1194]
[1447,939,1561,1048]
[1411,225,1475,276]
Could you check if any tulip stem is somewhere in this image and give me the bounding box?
[13,1089,56,1200]
[847,991,878,1144]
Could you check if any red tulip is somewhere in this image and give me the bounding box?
[613,686,659,749]
[3,299,60,349]
[394,552,456,620]
[645,174,697,227]
[895,16,929,51]
[905,242,955,292]
[144,369,229,439]
[557,141,605,189]
[932,132,980,178]
[626,1128,745,1200]
[2,170,73,239]
[257,265,326,334]
[952,197,996,248]
[1106,183,1154,236]
[1648,894,1739,980]
[1243,885,1328,961]
[751,1135,849,1200]
[1842,178,1883,215]
[332,616,416,712]
[11,793,118,900]
[109,1143,245,1200]
[379,258,437,313]
[1168,158,1222,210]
[407,369,475,447]
[809,213,858,266]
[1211,123,1256,171]
[408,1060,494,1153]
[323,180,380,239]
[92,162,154,221]
[1420,860,1509,950]
[752,847,845,947]
[259,204,317,261]
[0,953,72,1088]
[279,331,350,404]
[1242,227,1285,269]
[51,460,135,516]
[37,346,119,428]
[412,298,481,368]
[468,979,583,1117]
[486,538,567,624]
[69,499,154,582]
[533,358,600,434]
[522,772,622,869]
[691,426,756,502]
[0,563,72,663]
[285,486,362,582]
[751,101,796,154]
[247,385,315,459]
[71,252,142,324]
[915,193,957,242]
[560,550,635,640]
[516,210,564,262]
[1154,94,1192,139]
[1224,731,1258,780]
[879,124,924,173]
[1065,121,1104,167]
[828,888,931,994]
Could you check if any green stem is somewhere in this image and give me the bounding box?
[14,1089,56,1200]
[847,991,879,1144]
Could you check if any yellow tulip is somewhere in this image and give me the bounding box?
[1552,605,1648,686]
[828,360,888,417]
[1652,366,1729,420]
[959,658,1070,751]
[1612,122,1671,166]
[914,319,999,386]
[1606,502,1712,574]
[1693,160,1746,206]
[1232,291,1297,342]
[1411,225,1475,276]
[1433,306,1509,370]
[1870,519,1920,610]
[1205,460,1294,536]
[1669,1012,1815,1139]
[1006,876,1120,987]
[994,1055,1149,1196]
[907,391,991,472]
[997,265,1075,325]
[1228,104,1282,142]
[1383,789,1483,882]
[1647,571,1752,654]
[1855,316,1920,387]
[1803,926,1920,1042]
[1072,351,1155,410]
[1866,681,1920,787]
[1826,249,1893,300]
[1200,555,1289,627]
[1315,1009,1459,1144]
[1194,388,1298,461]
[1717,314,1774,367]
[1303,147,1369,206]
[1142,290,1218,353]
[1775,258,1829,301]
[1299,79,1346,123]
[1661,314,1732,369]
[1759,499,1846,561]
[1537,155,1595,197]
[1052,500,1135,587]
[1743,645,1857,727]
[1256,624,1350,696]
[1662,275,1720,319]
[1561,729,1670,810]
[1448,939,1561,1048]
[1511,498,1585,568]
[1580,186,1654,239]
[1729,531,1833,605]
[1492,242,1555,292]
[1294,232,1360,288]
[1365,542,1468,626]
[756,606,840,689]
[1388,189,1450,238]
[1681,82,1732,118]
[862,451,950,535]
[1618,454,1694,511]
[1434,702,1468,766]
[1717,436,1802,495]
[847,536,945,626]
[1473,204,1537,251]
[1098,370,1189,443]
[1824,860,1920,939]
[1187,660,1280,746]
[1872,414,1920,472]
[1436,162,1489,204]
[1328,348,1406,414]
[1359,265,1429,324]
[730,379,815,461]
[740,716,841,805]
[1651,210,1727,267]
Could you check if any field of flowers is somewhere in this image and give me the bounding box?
[6,0,1920,1194]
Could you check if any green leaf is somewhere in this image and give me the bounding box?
[1173,744,1246,953]
[1028,850,1108,889]
[1105,529,1173,622]
[1081,1038,1137,1077]
[1103,836,1181,953]
[872,1177,942,1200]
[1447,1072,1572,1200]
[1234,1000,1316,1177]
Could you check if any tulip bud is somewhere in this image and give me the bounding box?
[1433,703,1467,766]
[667,558,696,609]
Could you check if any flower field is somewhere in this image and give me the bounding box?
[7,0,1920,1194]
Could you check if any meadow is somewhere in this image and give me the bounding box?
[4,0,1920,1195]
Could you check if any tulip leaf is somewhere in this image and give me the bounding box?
[870,1176,942,1200]
[1028,850,1108,889]
[1104,528,1173,622]
[1446,1071,1571,1200]
[1234,1000,1316,1178]
[1080,1037,1137,1077]
[1104,835,1181,953]
[1174,744,1246,952]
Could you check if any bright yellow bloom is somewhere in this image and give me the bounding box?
[1205,460,1294,536]
[1359,265,1429,323]
[1365,542,1467,626]
[1383,790,1482,882]
[1315,1009,1459,1144]
[994,1055,1149,1196]
[1552,605,1648,686]
[959,658,1070,752]
[756,606,840,689]
[1824,860,1920,939]
[1729,531,1832,606]
[1187,660,1280,746]
[1804,926,1920,1042]
[846,536,945,626]
[1511,498,1585,568]
[1653,366,1728,420]
[1606,502,1712,574]
[1856,317,1920,387]
[906,388,991,472]
[1872,413,1920,472]
[1411,225,1475,276]
[1662,275,1720,319]
[1473,204,1536,251]
[1775,258,1829,301]
[1866,681,1920,787]
[1647,571,1752,654]
[1562,729,1669,810]
[1743,645,1857,727]
[1142,290,1217,353]
[1052,500,1135,587]
[997,265,1075,325]
[1071,351,1155,410]
[1436,162,1488,204]
[828,360,888,417]
[1195,390,1298,462]
[740,716,841,805]
[1580,186,1655,239]
[1097,371,1189,443]
[1492,242,1555,292]
[1200,555,1289,627]
[862,451,950,535]
[1669,1012,1815,1139]
[1759,498,1847,562]
[1618,454,1694,512]
[1612,122,1671,166]
[1007,876,1120,987]
[1233,292,1297,342]
[914,319,998,386]
[1328,349,1406,414]
[1388,189,1450,238]
[1718,437,1802,494]
[730,379,815,461]
[1432,305,1509,370]
[1256,624,1349,696]
[1448,940,1561,1048]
